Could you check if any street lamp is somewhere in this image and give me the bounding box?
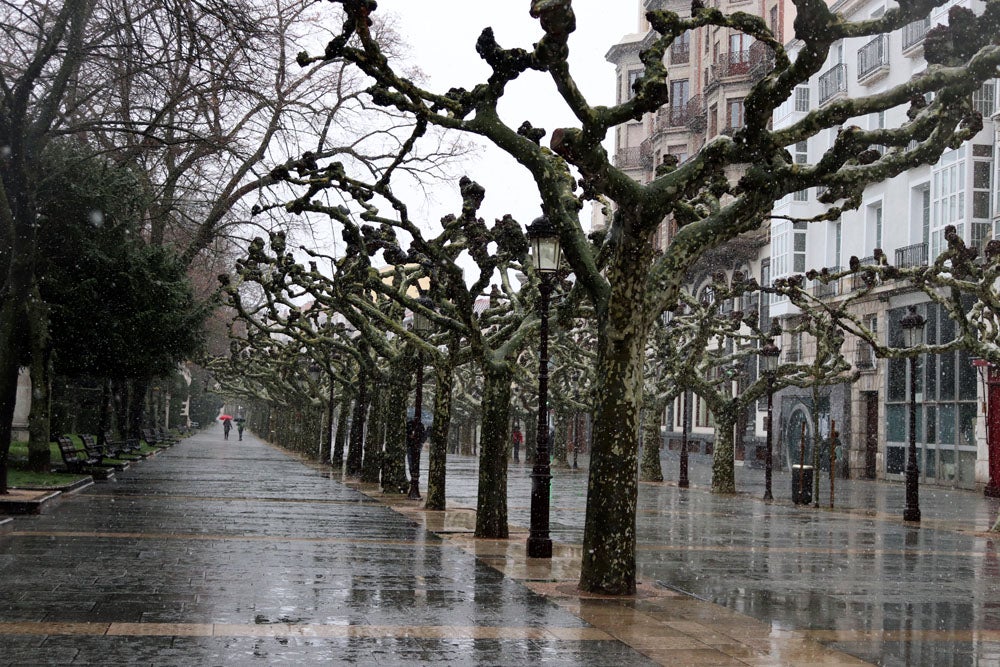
[526,214,561,559]
[307,361,321,385]
[760,339,781,501]
[407,297,433,500]
[901,305,925,522]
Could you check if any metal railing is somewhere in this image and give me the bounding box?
[902,17,931,52]
[818,64,847,105]
[715,50,753,78]
[670,45,690,65]
[857,35,889,81]
[895,242,928,268]
[855,346,876,371]
[851,255,879,290]
[685,94,706,132]
[614,146,651,169]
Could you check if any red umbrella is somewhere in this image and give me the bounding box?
[219,414,233,421]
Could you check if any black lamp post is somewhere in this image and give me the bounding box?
[901,305,925,522]
[407,300,432,500]
[526,215,560,559]
[679,390,690,488]
[760,339,781,501]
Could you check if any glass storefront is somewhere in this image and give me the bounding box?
[884,303,979,487]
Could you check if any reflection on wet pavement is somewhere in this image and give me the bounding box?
[422,451,1000,666]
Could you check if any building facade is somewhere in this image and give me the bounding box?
[608,0,1000,491]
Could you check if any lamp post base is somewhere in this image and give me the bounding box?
[526,536,552,558]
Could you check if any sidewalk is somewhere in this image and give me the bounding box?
[397,449,1000,666]
[2,430,995,665]
[0,428,792,666]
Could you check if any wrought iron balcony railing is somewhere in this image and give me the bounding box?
[857,35,889,82]
[902,17,931,53]
[818,64,847,106]
[855,346,876,372]
[895,242,928,268]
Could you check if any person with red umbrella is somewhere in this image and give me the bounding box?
[219,415,233,441]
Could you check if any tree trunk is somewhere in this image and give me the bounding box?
[579,247,650,596]
[128,378,149,439]
[552,412,569,468]
[332,392,351,470]
[361,378,383,483]
[475,362,512,539]
[711,410,738,494]
[319,385,334,463]
[639,406,664,483]
[346,373,368,477]
[26,285,52,471]
[425,361,454,511]
[381,358,409,494]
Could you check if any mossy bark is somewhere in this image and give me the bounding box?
[346,378,368,476]
[711,412,737,494]
[475,362,512,538]
[579,246,650,595]
[639,407,664,483]
[26,287,52,472]
[425,362,454,511]
[552,412,569,468]
[381,358,409,494]
[361,378,383,483]
[332,392,351,469]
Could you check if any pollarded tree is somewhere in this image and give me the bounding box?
[302,0,1000,595]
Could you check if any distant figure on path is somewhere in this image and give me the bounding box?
[237,421,245,441]
[223,419,232,441]
[512,426,523,463]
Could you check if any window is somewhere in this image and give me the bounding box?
[668,144,689,165]
[921,185,931,244]
[772,221,807,276]
[709,103,718,137]
[770,6,779,34]
[834,221,842,269]
[867,202,883,254]
[973,81,995,118]
[670,79,690,124]
[727,98,745,129]
[671,31,691,64]
[627,69,643,100]
[973,157,993,220]
[795,86,810,112]
[931,147,966,259]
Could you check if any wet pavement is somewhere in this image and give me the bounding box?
[2,429,997,665]
[0,429,654,665]
[418,450,1000,667]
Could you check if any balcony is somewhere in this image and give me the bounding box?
[894,242,928,268]
[714,50,753,79]
[855,346,876,372]
[902,17,931,55]
[614,143,653,170]
[747,42,776,82]
[818,64,847,106]
[811,267,841,298]
[685,94,706,132]
[851,255,881,290]
[670,45,690,65]
[857,35,889,84]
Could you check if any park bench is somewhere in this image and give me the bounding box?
[141,428,171,448]
[104,431,149,459]
[55,435,114,479]
[82,433,138,466]
[155,427,179,446]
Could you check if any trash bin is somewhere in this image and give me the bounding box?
[792,465,814,505]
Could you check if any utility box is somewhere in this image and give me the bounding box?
[792,465,814,505]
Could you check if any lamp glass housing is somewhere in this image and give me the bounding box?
[901,306,926,348]
[761,342,781,373]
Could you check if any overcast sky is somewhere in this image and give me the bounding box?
[373,1,640,230]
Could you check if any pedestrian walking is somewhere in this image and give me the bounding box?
[237,421,245,441]
[223,418,232,441]
[512,426,523,463]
